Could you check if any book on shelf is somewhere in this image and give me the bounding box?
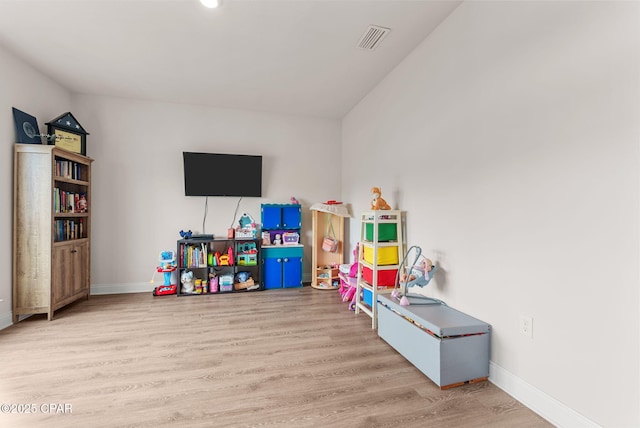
[55,159,83,180]
[53,189,88,214]
[54,218,84,241]
[180,242,209,268]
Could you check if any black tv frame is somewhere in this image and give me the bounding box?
[183,151,262,197]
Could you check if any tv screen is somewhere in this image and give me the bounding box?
[183,152,262,197]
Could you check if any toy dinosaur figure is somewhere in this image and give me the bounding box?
[370,186,391,210]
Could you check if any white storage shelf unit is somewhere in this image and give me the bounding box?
[355,210,404,329]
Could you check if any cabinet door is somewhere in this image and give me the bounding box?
[262,257,283,289]
[72,241,90,296]
[261,205,282,229]
[281,205,301,229]
[52,241,89,306]
[261,204,301,230]
[52,244,72,306]
[282,257,302,288]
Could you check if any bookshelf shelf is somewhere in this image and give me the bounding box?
[13,144,93,322]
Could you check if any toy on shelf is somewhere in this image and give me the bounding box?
[217,246,234,266]
[151,250,177,296]
[181,270,195,294]
[209,273,219,293]
[237,241,258,266]
[234,271,258,291]
[235,212,258,238]
[179,229,193,239]
[261,231,271,246]
[219,274,234,292]
[290,196,300,204]
[76,194,88,213]
[282,232,299,245]
[370,186,391,210]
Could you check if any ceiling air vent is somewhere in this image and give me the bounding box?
[356,25,391,50]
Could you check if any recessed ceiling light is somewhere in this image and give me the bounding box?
[200,0,220,8]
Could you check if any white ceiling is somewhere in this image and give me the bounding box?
[0,0,461,119]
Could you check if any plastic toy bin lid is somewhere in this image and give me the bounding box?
[377,294,490,337]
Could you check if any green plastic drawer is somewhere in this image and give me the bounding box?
[365,223,397,242]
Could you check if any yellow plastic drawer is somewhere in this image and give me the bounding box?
[363,246,398,266]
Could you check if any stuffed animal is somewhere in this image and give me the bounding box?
[370,186,391,210]
[180,270,195,294]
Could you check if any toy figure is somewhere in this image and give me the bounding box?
[76,194,88,213]
[370,187,391,210]
[274,233,282,245]
[181,270,195,294]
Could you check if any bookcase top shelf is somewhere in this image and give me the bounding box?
[15,143,94,163]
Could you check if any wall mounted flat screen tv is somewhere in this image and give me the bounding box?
[183,152,262,197]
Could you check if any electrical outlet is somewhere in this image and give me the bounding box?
[520,315,533,339]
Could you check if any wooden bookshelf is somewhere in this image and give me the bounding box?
[13,144,93,322]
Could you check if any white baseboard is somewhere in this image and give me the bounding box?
[0,311,13,331]
[489,362,601,428]
[91,282,155,295]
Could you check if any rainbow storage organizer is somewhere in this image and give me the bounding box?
[356,210,405,329]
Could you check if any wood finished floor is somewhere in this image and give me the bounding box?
[0,287,552,428]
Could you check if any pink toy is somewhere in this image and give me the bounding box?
[343,283,356,302]
[227,246,234,266]
[340,243,360,308]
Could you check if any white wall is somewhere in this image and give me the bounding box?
[342,1,639,427]
[72,94,341,291]
[0,43,72,328]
